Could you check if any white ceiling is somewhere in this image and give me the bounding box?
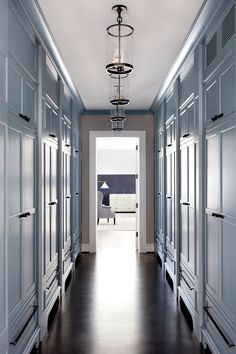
[37,0,203,110]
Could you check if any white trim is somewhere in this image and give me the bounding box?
[82,244,91,253]
[146,244,154,253]
[89,131,146,253]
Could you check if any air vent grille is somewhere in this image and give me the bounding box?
[206,33,217,67]
[222,5,235,47]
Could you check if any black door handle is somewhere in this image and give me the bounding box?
[65,143,70,147]
[182,133,190,138]
[211,113,224,122]
[49,133,56,138]
[65,195,71,199]
[19,113,30,122]
[48,201,57,206]
[183,202,190,206]
[167,143,172,147]
[166,196,172,199]
[212,212,224,219]
[19,212,30,218]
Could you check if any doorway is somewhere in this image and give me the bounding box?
[96,137,138,252]
[89,131,146,253]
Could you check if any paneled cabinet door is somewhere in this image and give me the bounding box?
[63,152,71,249]
[180,100,195,139]
[62,119,71,148]
[8,129,36,321]
[166,150,175,251]
[8,59,36,127]
[180,144,188,263]
[205,121,236,325]
[205,59,235,126]
[166,119,175,148]
[50,146,58,261]
[45,103,58,140]
[44,143,58,274]
[22,135,36,301]
[180,142,195,274]
[0,124,6,344]
[157,158,163,235]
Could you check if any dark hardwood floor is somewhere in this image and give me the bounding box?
[37,237,207,354]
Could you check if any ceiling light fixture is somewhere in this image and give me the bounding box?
[106,5,134,75]
[110,106,126,131]
[106,4,134,132]
[110,74,129,105]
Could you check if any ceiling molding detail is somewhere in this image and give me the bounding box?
[18,0,85,113]
[151,0,227,111]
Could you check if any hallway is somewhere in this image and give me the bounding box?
[38,232,205,354]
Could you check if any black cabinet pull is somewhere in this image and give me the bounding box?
[49,133,56,138]
[75,192,79,195]
[166,195,172,199]
[19,212,30,219]
[65,143,70,147]
[19,113,30,122]
[181,275,194,290]
[158,149,161,153]
[167,143,172,147]
[212,212,224,219]
[204,307,235,348]
[46,274,58,290]
[48,201,57,206]
[182,133,190,138]
[183,202,190,206]
[75,150,79,153]
[10,306,38,346]
[65,195,71,199]
[211,113,224,122]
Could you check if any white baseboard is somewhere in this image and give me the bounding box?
[146,244,154,252]
[82,244,90,253]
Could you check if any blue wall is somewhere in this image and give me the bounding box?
[98,174,136,205]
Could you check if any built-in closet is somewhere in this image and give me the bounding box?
[0,1,83,353]
[154,1,236,353]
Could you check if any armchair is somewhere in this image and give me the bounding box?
[97,191,116,225]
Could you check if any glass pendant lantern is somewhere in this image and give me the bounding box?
[110,106,126,121]
[110,74,129,105]
[106,5,134,75]
[111,120,125,132]
[110,106,125,131]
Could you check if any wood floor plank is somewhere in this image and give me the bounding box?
[37,232,207,354]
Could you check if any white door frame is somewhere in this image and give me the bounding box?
[89,130,146,253]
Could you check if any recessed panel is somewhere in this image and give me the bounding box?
[206,135,220,211]
[206,215,219,294]
[222,126,236,217]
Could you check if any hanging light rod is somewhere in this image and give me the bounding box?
[106,4,134,75]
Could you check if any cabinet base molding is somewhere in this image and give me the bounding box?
[21,327,40,354]
[201,328,222,354]
[44,286,61,333]
[164,262,177,294]
[61,262,73,296]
